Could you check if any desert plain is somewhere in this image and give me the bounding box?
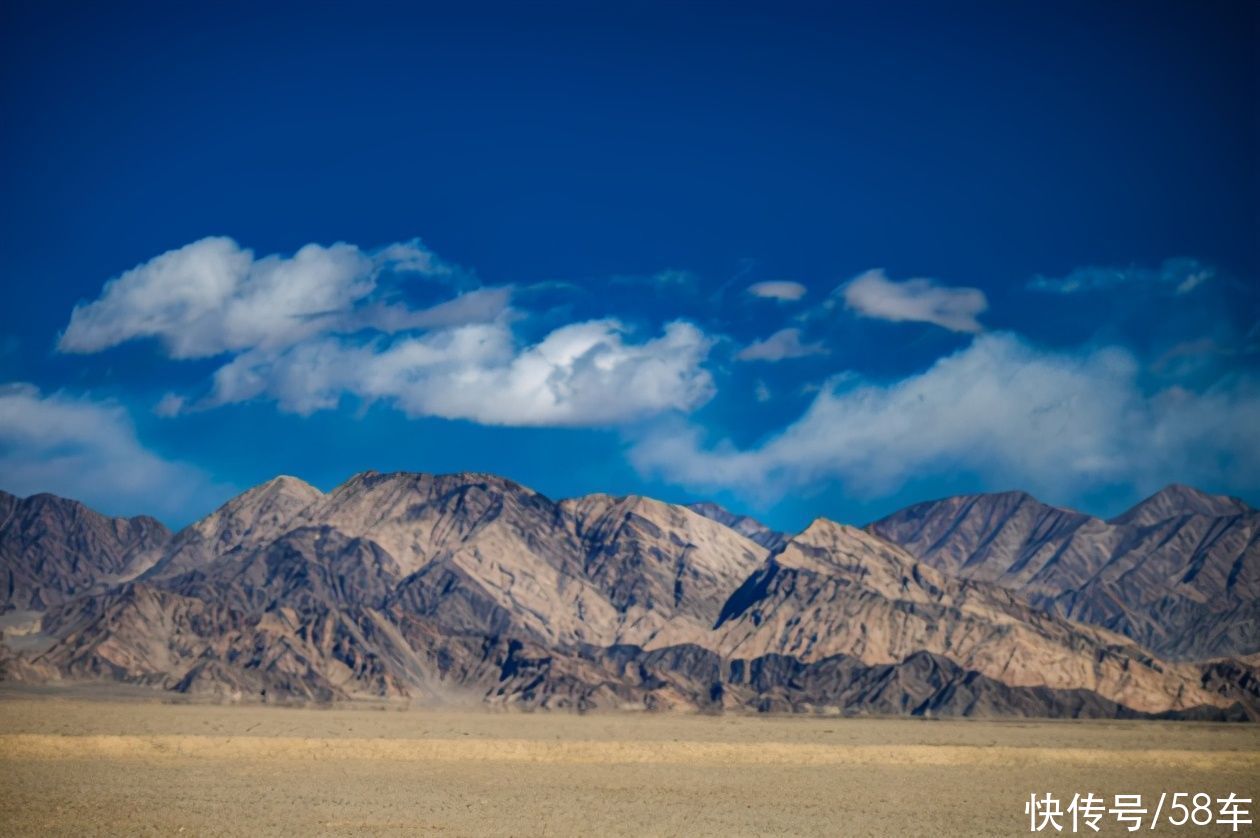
[0,690,1257,836]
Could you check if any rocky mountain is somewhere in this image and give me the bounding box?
[268,472,768,648]
[139,475,324,580]
[2,474,1257,719]
[686,502,789,551]
[708,519,1223,714]
[869,486,1260,660]
[0,490,170,612]
[1110,484,1253,528]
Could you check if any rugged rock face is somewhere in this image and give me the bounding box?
[2,474,1257,719]
[563,494,768,640]
[0,490,170,612]
[686,502,789,551]
[869,487,1260,660]
[709,520,1223,714]
[1111,484,1253,527]
[488,644,1249,720]
[140,476,324,580]
[253,472,769,649]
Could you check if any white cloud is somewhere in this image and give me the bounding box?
[58,236,487,359]
[632,333,1260,503]
[56,237,718,427]
[0,383,229,520]
[203,319,716,426]
[842,269,987,333]
[354,287,513,333]
[372,239,455,276]
[1175,271,1210,295]
[60,237,367,358]
[736,328,828,362]
[747,281,807,301]
[153,392,186,418]
[1027,258,1214,296]
[754,380,772,403]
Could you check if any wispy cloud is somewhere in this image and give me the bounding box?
[353,287,513,333]
[632,333,1260,504]
[0,383,229,520]
[608,268,699,293]
[736,328,828,362]
[61,238,718,428]
[1027,258,1214,296]
[153,392,186,418]
[842,269,987,333]
[747,281,807,301]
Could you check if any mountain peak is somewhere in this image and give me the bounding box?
[139,475,324,580]
[871,489,1086,529]
[195,474,323,529]
[265,474,318,491]
[0,489,172,611]
[1110,484,1253,527]
[777,517,919,584]
[685,502,789,551]
[796,516,909,552]
[335,469,540,498]
[0,490,169,532]
[228,474,322,507]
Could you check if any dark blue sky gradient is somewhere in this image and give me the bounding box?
[1,0,1256,528]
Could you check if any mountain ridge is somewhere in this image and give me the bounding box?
[1,489,171,612]
[869,485,1260,659]
[2,475,1257,719]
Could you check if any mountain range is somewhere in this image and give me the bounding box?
[868,485,1260,660]
[1,474,1257,719]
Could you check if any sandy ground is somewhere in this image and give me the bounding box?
[1,694,1258,836]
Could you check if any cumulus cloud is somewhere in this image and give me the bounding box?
[747,281,807,301]
[842,269,988,333]
[202,319,715,426]
[1027,258,1214,296]
[631,333,1260,503]
[736,328,828,362]
[59,237,715,427]
[0,383,228,520]
[58,236,488,359]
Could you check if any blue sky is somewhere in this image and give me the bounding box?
[1,0,1257,530]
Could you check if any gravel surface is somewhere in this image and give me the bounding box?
[1,697,1257,836]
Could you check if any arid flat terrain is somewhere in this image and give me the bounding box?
[1,693,1257,836]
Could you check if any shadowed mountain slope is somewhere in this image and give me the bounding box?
[709,520,1227,714]
[870,487,1260,659]
[140,475,324,581]
[0,490,170,612]
[686,502,789,552]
